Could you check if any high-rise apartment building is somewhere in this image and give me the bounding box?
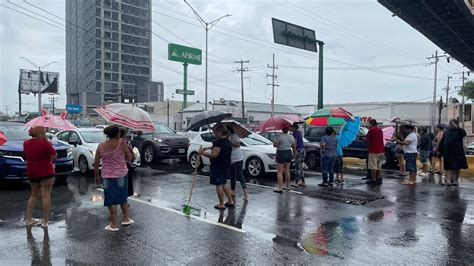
[66,0,152,115]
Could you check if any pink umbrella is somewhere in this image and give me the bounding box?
[95,103,156,132]
[382,126,395,145]
[0,131,7,145]
[255,116,292,132]
[26,110,76,130]
[282,115,303,124]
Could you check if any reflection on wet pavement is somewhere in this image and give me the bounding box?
[1,161,474,264]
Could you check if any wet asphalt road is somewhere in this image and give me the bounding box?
[1,160,474,265]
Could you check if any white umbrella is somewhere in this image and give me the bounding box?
[95,103,156,132]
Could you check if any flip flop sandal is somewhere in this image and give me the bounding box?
[214,205,226,210]
[282,187,291,190]
[224,202,235,208]
[25,218,39,226]
[121,219,134,226]
[104,224,119,232]
[290,184,299,187]
[299,183,307,187]
[273,189,283,193]
[41,222,48,228]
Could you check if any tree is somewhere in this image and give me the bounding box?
[459,80,474,101]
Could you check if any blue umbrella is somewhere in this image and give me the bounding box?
[336,116,361,156]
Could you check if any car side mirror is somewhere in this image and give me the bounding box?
[68,141,78,147]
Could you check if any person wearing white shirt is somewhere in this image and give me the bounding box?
[228,127,249,200]
[397,125,418,185]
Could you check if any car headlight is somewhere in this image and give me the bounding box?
[67,148,73,158]
[266,153,277,160]
[133,147,139,155]
[153,138,163,142]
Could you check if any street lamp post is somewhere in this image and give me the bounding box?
[184,0,230,111]
[19,57,58,113]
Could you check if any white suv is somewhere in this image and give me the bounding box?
[187,131,280,178]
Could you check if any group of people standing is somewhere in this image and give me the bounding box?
[24,125,136,232]
[380,119,467,186]
[198,123,248,210]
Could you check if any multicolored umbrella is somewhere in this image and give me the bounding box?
[219,120,252,138]
[382,126,395,145]
[255,116,292,132]
[305,107,354,126]
[95,103,156,132]
[305,107,353,126]
[26,109,76,130]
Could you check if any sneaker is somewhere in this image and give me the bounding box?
[419,172,428,177]
[376,179,383,185]
[318,183,329,187]
[328,183,334,187]
[339,179,345,184]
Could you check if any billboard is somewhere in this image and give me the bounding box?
[18,69,59,95]
[272,18,317,52]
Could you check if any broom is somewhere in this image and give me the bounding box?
[183,146,202,215]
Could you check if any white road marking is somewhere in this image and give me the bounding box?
[196,174,303,195]
[95,188,245,233]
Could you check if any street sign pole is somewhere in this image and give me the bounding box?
[317,41,324,110]
[183,63,188,110]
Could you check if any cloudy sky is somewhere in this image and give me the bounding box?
[0,0,468,115]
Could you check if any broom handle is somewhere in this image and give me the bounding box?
[187,145,202,204]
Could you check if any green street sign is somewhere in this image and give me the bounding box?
[168,43,202,65]
[176,89,195,95]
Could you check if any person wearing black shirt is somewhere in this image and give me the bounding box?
[418,128,432,176]
[199,123,235,210]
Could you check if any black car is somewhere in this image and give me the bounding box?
[304,126,397,169]
[130,122,190,164]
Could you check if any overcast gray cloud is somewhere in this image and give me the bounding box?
[0,0,467,115]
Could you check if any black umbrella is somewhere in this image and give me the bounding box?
[186,110,232,131]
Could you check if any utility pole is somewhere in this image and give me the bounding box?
[48,96,58,116]
[184,0,231,111]
[3,105,10,117]
[454,70,471,130]
[166,99,170,127]
[427,51,449,132]
[267,54,279,117]
[438,96,443,125]
[444,75,452,108]
[234,59,250,120]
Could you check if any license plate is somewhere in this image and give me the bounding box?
[179,149,185,154]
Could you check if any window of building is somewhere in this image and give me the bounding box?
[104,10,111,19]
[104,42,111,49]
[104,62,111,70]
[105,52,112,60]
[104,31,111,39]
[104,72,112,80]
[104,21,111,29]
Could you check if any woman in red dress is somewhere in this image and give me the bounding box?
[23,126,57,228]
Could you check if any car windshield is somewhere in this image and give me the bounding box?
[154,123,175,134]
[243,133,272,145]
[80,131,106,143]
[0,125,30,140]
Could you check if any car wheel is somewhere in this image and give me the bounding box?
[189,152,203,170]
[142,145,155,164]
[79,156,89,175]
[305,152,319,170]
[246,157,264,178]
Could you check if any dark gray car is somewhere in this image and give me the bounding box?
[130,122,190,164]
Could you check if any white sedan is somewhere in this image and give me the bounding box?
[187,131,280,178]
[55,128,140,174]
